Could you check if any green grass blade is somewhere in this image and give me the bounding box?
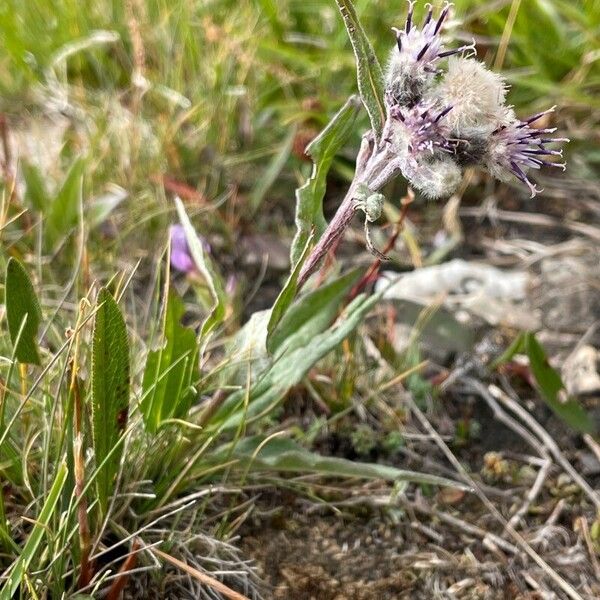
[335,0,385,139]
[5,257,42,365]
[228,436,471,490]
[0,461,68,600]
[290,95,361,267]
[249,128,296,214]
[141,291,198,433]
[21,161,49,212]
[91,288,130,515]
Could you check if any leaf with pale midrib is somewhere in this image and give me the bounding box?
[91,288,130,514]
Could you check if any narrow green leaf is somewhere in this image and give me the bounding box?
[494,332,596,435]
[141,291,198,433]
[268,267,361,356]
[253,0,283,36]
[21,161,48,212]
[175,198,226,345]
[266,232,313,344]
[228,436,470,490]
[5,257,42,365]
[490,331,527,369]
[290,95,361,267]
[45,158,85,248]
[0,461,67,600]
[91,289,130,514]
[524,333,595,435]
[209,292,378,431]
[335,0,386,139]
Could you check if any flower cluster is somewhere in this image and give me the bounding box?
[382,1,567,198]
[296,1,569,286]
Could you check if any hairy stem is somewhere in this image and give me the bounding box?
[297,183,359,288]
[297,131,395,289]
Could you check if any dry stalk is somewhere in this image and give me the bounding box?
[464,378,553,530]
[488,383,600,510]
[404,393,584,600]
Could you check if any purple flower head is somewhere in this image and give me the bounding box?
[389,99,454,156]
[376,96,462,198]
[393,1,474,68]
[377,2,569,199]
[169,224,211,274]
[486,107,569,197]
[386,1,475,108]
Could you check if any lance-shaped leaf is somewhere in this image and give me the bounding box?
[207,291,378,432]
[45,158,85,249]
[493,331,596,435]
[268,267,361,356]
[141,291,198,433]
[175,198,226,346]
[226,436,470,491]
[267,232,312,345]
[91,289,130,514]
[290,96,361,268]
[5,257,42,365]
[335,0,386,140]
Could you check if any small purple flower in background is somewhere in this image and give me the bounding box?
[169,225,194,273]
[169,224,211,274]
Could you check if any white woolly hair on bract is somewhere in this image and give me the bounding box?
[483,137,519,183]
[433,57,510,133]
[402,155,462,199]
[385,48,435,107]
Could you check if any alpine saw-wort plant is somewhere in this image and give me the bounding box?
[297,0,568,287]
[0,1,582,597]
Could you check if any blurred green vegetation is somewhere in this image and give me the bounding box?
[0,0,597,234]
[0,2,598,596]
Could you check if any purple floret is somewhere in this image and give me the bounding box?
[490,107,569,197]
[169,225,195,273]
[392,1,475,72]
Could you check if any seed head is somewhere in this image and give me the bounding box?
[434,57,510,133]
[403,154,462,199]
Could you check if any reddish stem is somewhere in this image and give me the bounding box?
[297,187,358,288]
[348,190,414,300]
